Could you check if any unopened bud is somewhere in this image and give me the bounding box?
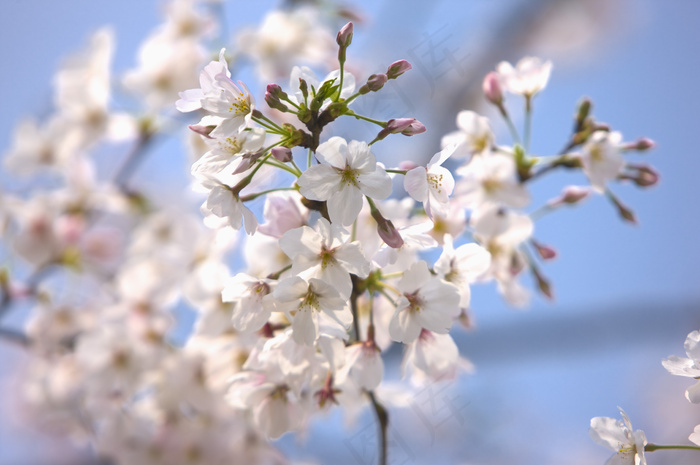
[298,78,308,101]
[575,98,592,132]
[337,22,353,64]
[549,186,591,207]
[370,206,404,248]
[624,137,655,152]
[608,192,637,225]
[366,73,388,92]
[266,83,288,100]
[233,152,262,174]
[336,22,353,48]
[398,160,418,171]
[532,266,554,300]
[531,239,557,261]
[271,146,293,163]
[265,88,288,112]
[375,118,426,141]
[482,71,503,105]
[624,164,659,188]
[188,124,215,138]
[386,60,412,79]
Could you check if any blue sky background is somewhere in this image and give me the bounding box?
[0,1,699,464]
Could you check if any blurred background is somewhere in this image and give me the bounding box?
[0,0,698,464]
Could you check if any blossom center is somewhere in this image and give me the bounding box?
[427,173,444,194]
[339,165,360,187]
[404,291,424,312]
[482,177,502,193]
[228,95,250,116]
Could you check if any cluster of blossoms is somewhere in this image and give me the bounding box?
[0,1,670,464]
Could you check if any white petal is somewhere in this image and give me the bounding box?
[389,307,422,343]
[686,380,700,403]
[316,136,348,169]
[404,167,428,202]
[292,305,318,346]
[298,164,340,201]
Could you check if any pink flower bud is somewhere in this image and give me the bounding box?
[625,137,655,152]
[366,73,388,92]
[635,164,659,187]
[386,60,412,79]
[398,160,418,171]
[271,146,293,163]
[265,84,288,112]
[482,71,503,105]
[624,164,659,188]
[370,206,404,248]
[375,118,427,141]
[188,124,215,138]
[377,219,404,249]
[549,186,591,207]
[531,239,557,260]
[336,22,353,48]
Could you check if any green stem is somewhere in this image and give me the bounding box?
[497,103,521,145]
[337,63,345,102]
[241,186,299,202]
[264,160,301,177]
[524,95,533,153]
[347,112,386,127]
[254,113,285,132]
[385,169,408,175]
[367,391,388,465]
[379,271,403,280]
[307,148,313,169]
[344,91,362,105]
[529,204,554,221]
[267,264,292,280]
[645,444,700,452]
[290,159,302,175]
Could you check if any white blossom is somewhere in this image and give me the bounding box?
[404,145,456,219]
[589,407,647,465]
[298,137,392,227]
[662,330,700,403]
[497,56,552,97]
[580,130,625,193]
[388,261,460,343]
[440,111,494,160]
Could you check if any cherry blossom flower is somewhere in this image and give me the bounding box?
[298,137,392,226]
[472,205,534,307]
[440,111,495,160]
[388,261,460,343]
[198,175,258,235]
[589,407,647,465]
[339,341,384,391]
[580,130,625,193]
[662,330,700,403]
[221,273,276,333]
[455,152,530,210]
[404,145,457,219]
[192,126,266,177]
[279,218,369,300]
[402,330,472,385]
[272,276,350,346]
[496,56,552,97]
[433,234,491,308]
